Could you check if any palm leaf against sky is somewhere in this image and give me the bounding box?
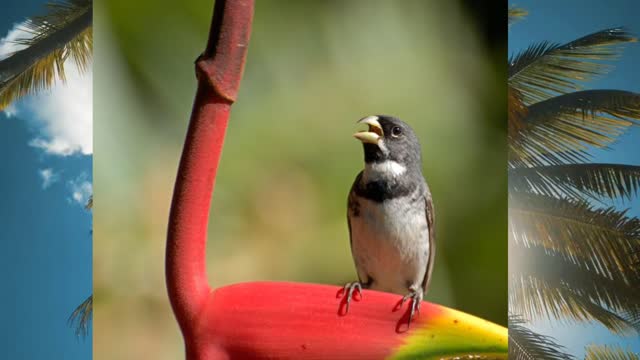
[585,344,640,360]
[510,90,640,166]
[508,314,574,359]
[509,164,640,201]
[510,244,640,334]
[68,194,93,337]
[508,6,640,355]
[68,294,92,338]
[508,7,528,28]
[510,194,640,283]
[509,28,636,105]
[0,0,92,110]
[508,27,639,167]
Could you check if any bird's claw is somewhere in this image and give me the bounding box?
[400,288,423,326]
[342,282,363,313]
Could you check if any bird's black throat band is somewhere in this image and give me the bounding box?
[353,172,417,203]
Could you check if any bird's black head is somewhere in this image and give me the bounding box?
[354,115,422,170]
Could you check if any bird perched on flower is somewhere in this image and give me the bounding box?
[343,115,435,325]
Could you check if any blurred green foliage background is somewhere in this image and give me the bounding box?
[94,0,506,358]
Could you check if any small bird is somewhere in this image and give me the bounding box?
[343,115,435,325]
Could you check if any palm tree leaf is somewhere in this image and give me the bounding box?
[0,0,92,110]
[508,314,574,360]
[509,193,640,282]
[509,90,640,166]
[585,344,640,360]
[68,294,92,337]
[509,86,529,139]
[509,164,640,201]
[509,28,637,105]
[508,7,528,27]
[510,244,640,331]
[509,272,637,334]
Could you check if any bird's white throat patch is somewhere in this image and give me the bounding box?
[364,160,407,180]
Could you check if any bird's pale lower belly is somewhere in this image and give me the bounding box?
[350,198,429,295]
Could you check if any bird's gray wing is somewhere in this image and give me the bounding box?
[421,183,436,295]
[347,171,363,245]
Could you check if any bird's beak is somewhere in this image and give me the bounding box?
[354,116,383,144]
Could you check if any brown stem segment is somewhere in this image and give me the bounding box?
[166,0,254,342]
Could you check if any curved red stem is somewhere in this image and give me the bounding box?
[166,0,254,343]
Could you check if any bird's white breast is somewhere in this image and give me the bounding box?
[350,193,429,295]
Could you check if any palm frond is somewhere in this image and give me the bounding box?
[509,28,637,105]
[68,294,92,338]
[585,344,640,360]
[509,272,638,334]
[0,0,92,110]
[509,90,640,166]
[508,7,528,27]
[509,86,529,138]
[509,193,640,282]
[510,244,640,332]
[509,164,640,201]
[508,314,574,360]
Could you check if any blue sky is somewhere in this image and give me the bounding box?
[510,0,640,357]
[0,1,92,358]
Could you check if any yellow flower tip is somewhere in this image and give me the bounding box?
[390,307,508,360]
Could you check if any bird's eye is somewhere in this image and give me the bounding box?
[391,126,402,137]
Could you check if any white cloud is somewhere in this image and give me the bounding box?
[68,175,92,206]
[1,22,92,156]
[0,23,30,118]
[39,168,59,189]
[0,23,29,60]
[26,60,93,156]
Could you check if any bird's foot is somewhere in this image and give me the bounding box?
[400,287,424,327]
[340,282,363,314]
